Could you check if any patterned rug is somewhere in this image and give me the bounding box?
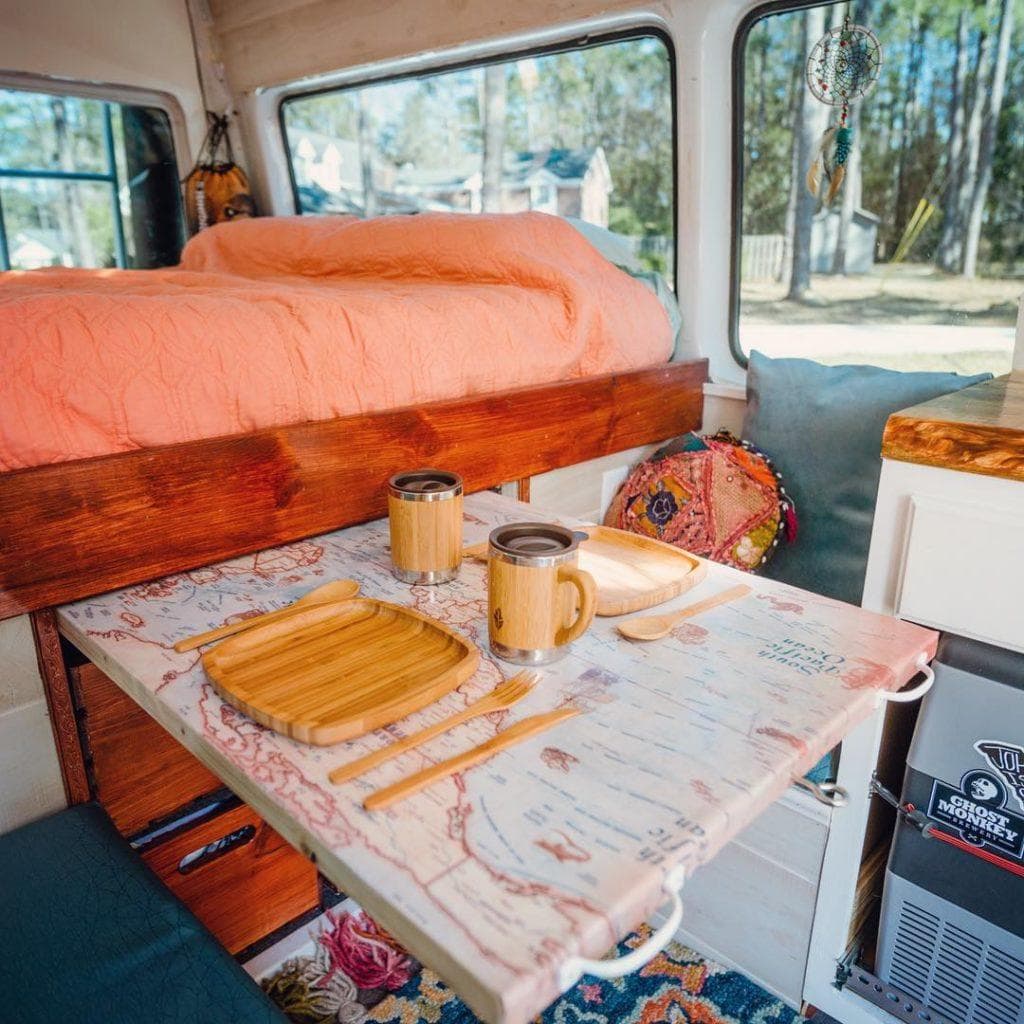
[259,902,804,1024]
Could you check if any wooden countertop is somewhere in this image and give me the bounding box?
[882,371,1024,482]
[56,492,936,1024]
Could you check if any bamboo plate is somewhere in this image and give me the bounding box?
[578,526,706,616]
[465,525,705,616]
[202,598,480,746]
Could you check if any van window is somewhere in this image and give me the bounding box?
[735,2,1022,374]
[0,87,184,270]
[282,33,675,282]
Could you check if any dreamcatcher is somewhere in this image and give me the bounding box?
[805,15,882,205]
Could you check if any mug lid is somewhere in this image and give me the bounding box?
[388,469,462,500]
[488,522,581,561]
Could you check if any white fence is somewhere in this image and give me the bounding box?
[741,234,785,282]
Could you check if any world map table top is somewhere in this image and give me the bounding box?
[57,492,937,1024]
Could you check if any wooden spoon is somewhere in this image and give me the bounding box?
[173,579,360,653]
[616,583,752,641]
[329,670,539,784]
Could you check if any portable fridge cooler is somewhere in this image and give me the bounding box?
[876,635,1024,1024]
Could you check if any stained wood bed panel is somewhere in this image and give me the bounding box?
[0,360,707,619]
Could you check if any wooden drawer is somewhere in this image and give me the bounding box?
[71,661,222,836]
[140,801,319,954]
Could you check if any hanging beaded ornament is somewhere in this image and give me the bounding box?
[805,15,882,205]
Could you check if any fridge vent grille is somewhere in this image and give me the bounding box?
[889,898,1024,1024]
[889,902,940,999]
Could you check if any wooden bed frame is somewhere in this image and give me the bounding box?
[1,359,707,621]
[5,359,707,948]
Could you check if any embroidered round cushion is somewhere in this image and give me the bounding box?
[605,431,796,571]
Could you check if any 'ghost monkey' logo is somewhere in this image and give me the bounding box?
[975,740,1024,811]
[928,768,1024,861]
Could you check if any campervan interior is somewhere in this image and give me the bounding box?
[1,2,1022,1023]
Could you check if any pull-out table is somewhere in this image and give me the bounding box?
[58,492,937,1024]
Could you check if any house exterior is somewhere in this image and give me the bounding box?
[810,206,879,274]
[289,127,613,227]
[394,147,612,226]
[10,229,68,269]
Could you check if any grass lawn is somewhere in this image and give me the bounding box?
[739,264,1020,374]
[741,264,1021,326]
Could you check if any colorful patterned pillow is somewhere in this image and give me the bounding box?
[605,431,796,571]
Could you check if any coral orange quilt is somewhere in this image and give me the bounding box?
[0,213,671,470]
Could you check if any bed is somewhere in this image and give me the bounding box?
[0,212,706,618]
[1,213,674,471]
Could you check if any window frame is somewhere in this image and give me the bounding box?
[0,72,189,272]
[276,24,679,292]
[729,0,846,369]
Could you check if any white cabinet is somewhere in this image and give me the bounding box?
[897,497,1024,653]
[804,456,1024,1024]
[679,788,830,1005]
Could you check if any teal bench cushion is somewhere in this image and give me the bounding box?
[742,351,991,606]
[0,803,288,1024]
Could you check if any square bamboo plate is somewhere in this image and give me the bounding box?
[202,598,480,745]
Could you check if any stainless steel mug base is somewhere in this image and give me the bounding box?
[488,640,567,666]
[391,566,459,585]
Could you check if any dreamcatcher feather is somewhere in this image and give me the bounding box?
[805,16,881,205]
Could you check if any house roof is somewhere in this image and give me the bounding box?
[289,127,607,194]
[394,146,605,191]
[506,147,601,184]
[814,205,880,225]
[12,228,64,253]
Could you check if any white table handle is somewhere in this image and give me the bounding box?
[877,654,935,705]
[557,864,687,991]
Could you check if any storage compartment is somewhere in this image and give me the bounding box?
[678,789,830,1006]
[71,661,222,836]
[875,636,1024,1024]
[897,498,1024,654]
[140,800,319,954]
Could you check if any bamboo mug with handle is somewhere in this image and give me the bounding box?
[487,523,597,665]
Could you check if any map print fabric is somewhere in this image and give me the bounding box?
[58,492,937,1024]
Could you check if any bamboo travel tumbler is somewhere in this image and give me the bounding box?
[387,469,463,585]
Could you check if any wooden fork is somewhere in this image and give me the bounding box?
[328,670,539,784]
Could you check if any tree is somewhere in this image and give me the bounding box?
[936,8,970,271]
[739,0,1023,285]
[481,64,506,212]
[787,5,827,301]
[51,96,97,266]
[892,12,927,244]
[952,2,996,274]
[962,0,1015,277]
[356,92,377,217]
